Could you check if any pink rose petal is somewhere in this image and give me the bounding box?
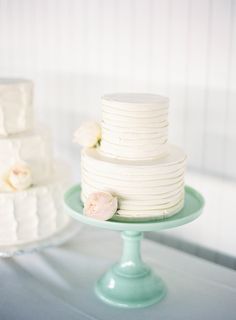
[84,192,118,221]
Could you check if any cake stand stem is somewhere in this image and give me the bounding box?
[119,231,147,276]
[95,230,167,308]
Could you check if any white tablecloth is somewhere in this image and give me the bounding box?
[0,226,235,320]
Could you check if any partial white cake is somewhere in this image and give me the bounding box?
[81,93,187,220]
[0,79,70,247]
[0,164,69,246]
[0,79,33,136]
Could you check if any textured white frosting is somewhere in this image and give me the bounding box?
[0,128,52,191]
[81,145,186,218]
[100,93,169,160]
[0,79,71,246]
[0,79,33,136]
[0,164,70,246]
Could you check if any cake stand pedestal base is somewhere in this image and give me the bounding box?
[95,231,166,308]
[64,184,204,308]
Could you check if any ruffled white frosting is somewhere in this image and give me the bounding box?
[0,79,33,136]
[100,93,169,160]
[0,163,70,246]
[81,145,186,218]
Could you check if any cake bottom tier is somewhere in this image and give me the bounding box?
[81,145,186,219]
[0,164,70,246]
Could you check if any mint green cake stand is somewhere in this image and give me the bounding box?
[64,185,204,308]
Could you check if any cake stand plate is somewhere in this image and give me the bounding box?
[64,185,204,308]
[0,220,81,258]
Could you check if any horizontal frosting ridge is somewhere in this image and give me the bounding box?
[100,93,169,160]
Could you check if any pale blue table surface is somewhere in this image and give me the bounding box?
[0,226,235,320]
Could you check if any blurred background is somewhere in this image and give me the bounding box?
[0,0,235,268]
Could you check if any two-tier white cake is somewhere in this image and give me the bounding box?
[80,93,186,221]
[0,79,69,246]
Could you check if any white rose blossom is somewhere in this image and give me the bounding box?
[73,121,101,147]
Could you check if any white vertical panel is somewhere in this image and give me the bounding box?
[224,0,236,179]
[184,0,211,168]
[168,0,190,146]
[111,0,135,87]
[100,0,116,80]
[149,0,171,94]
[203,0,233,175]
[86,0,102,75]
[130,0,151,90]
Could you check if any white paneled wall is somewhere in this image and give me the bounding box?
[0,0,235,177]
[0,0,235,259]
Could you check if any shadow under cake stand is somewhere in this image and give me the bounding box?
[64,184,204,308]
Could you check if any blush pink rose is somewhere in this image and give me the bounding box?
[7,163,32,191]
[84,192,118,221]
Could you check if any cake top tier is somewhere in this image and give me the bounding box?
[102,93,168,109]
[0,79,33,136]
[0,78,31,84]
[100,93,169,161]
